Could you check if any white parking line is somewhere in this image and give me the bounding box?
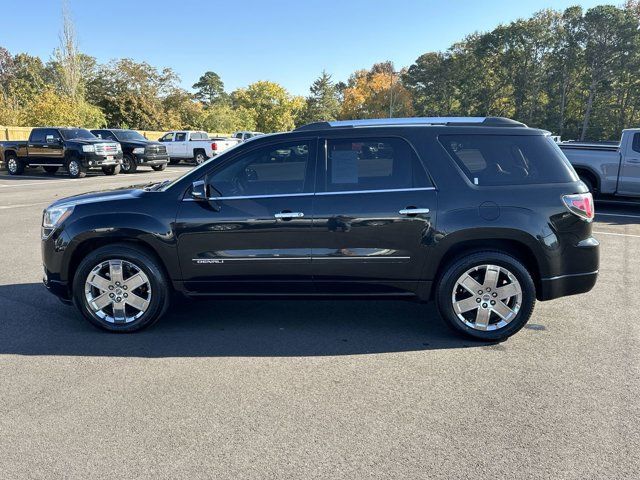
[594,231,640,239]
[0,179,80,188]
[596,212,640,219]
[0,201,49,210]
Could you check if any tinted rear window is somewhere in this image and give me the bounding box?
[439,134,577,186]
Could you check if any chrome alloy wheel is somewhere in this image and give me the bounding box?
[451,264,522,331]
[7,157,17,173]
[68,160,80,177]
[84,259,151,324]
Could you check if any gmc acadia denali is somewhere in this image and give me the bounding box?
[41,117,599,340]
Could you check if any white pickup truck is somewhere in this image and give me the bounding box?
[559,128,640,198]
[232,131,264,142]
[159,131,239,165]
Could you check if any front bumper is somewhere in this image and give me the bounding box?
[83,152,123,169]
[134,153,169,166]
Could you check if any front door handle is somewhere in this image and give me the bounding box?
[399,208,430,215]
[275,211,304,219]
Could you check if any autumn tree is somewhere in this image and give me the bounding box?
[340,62,413,119]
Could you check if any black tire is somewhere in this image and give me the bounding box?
[43,166,59,175]
[435,251,536,341]
[66,156,86,178]
[5,153,25,175]
[169,158,181,165]
[194,150,207,165]
[102,165,120,175]
[72,244,171,333]
[121,154,137,173]
[152,163,167,171]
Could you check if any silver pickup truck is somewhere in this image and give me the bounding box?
[560,128,640,198]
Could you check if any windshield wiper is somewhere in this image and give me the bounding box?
[144,179,171,191]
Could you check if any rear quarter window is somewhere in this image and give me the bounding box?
[439,134,577,186]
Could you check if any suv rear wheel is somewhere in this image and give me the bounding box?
[435,251,535,341]
[72,244,170,332]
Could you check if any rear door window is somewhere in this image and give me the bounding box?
[324,137,431,192]
[633,133,640,153]
[30,129,46,143]
[175,133,187,142]
[439,134,577,186]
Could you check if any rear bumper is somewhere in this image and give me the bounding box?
[539,270,598,301]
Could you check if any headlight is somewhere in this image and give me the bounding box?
[82,145,95,153]
[132,147,145,154]
[42,205,74,239]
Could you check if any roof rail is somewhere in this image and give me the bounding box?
[295,116,526,131]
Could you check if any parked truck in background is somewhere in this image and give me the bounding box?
[232,131,264,142]
[0,127,122,178]
[559,128,640,198]
[91,129,169,173]
[158,131,238,165]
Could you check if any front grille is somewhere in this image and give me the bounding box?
[145,145,167,155]
[95,143,119,155]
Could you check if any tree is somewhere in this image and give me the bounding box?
[202,104,256,133]
[301,70,340,124]
[232,81,300,132]
[21,88,105,127]
[53,1,81,99]
[86,59,180,129]
[193,71,226,106]
[340,62,413,119]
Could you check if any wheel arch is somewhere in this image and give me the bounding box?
[431,237,542,300]
[67,236,174,296]
[573,166,599,193]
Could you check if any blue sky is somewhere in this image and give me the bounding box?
[1,0,608,96]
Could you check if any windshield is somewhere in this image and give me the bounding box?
[114,130,146,142]
[60,128,96,141]
[159,141,247,192]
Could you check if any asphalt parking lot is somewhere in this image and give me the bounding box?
[0,167,638,479]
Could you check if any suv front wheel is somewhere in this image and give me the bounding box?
[435,251,535,341]
[72,244,171,332]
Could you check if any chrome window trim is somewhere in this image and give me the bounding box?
[316,187,435,196]
[182,187,435,202]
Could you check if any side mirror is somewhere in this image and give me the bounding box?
[191,180,207,200]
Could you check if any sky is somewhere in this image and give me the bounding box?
[0,0,610,96]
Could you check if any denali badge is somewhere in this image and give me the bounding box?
[193,259,224,264]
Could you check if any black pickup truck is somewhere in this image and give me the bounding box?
[91,129,168,173]
[0,127,123,178]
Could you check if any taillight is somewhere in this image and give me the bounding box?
[211,142,218,151]
[562,193,594,221]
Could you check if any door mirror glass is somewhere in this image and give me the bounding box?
[191,180,207,200]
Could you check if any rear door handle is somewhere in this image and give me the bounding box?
[399,208,430,215]
[275,211,304,219]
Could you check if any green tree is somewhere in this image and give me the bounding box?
[232,81,299,132]
[301,71,340,124]
[202,104,256,133]
[193,71,226,106]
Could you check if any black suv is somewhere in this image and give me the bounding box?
[42,117,598,340]
[91,129,169,173]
